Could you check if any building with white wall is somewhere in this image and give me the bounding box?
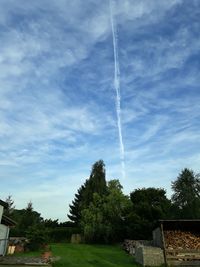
[0,200,15,256]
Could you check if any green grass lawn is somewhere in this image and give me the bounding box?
[51,243,140,267]
[9,250,41,258]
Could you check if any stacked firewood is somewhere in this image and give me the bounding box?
[123,239,152,255]
[122,240,136,255]
[164,230,200,250]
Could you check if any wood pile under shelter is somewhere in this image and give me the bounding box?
[153,220,200,266]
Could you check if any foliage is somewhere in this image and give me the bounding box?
[59,221,75,227]
[81,193,108,243]
[171,168,200,218]
[81,179,131,243]
[82,160,107,206]
[26,225,48,251]
[8,163,200,247]
[9,200,78,246]
[68,160,107,225]
[4,195,15,217]
[68,184,86,225]
[104,180,132,242]
[48,227,79,242]
[71,161,173,243]
[128,187,171,239]
[26,201,33,211]
[44,219,59,228]
[10,202,44,237]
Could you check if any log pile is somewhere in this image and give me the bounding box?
[123,239,153,255]
[122,240,136,255]
[164,230,200,250]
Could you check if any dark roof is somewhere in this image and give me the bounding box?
[159,219,200,231]
[2,215,16,227]
[0,199,8,209]
[160,219,200,222]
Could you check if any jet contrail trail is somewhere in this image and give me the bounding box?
[109,0,126,179]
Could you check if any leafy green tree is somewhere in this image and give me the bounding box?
[26,225,48,251]
[81,193,107,243]
[104,180,132,242]
[81,180,131,243]
[128,188,171,239]
[10,202,44,237]
[58,221,75,227]
[20,202,43,230]
[171,168,200,218]
[44,219,59,228]
[130,188,171,219]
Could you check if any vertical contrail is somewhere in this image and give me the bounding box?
[109,0,125,179]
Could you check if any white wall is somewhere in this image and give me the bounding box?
[0,205,3,223]
[0,224,9,256]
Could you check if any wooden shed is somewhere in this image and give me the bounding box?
[153,220,200,266]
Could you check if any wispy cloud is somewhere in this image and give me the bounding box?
[0,0,199,220]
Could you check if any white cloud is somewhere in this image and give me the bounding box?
[0,0,199,221]
[116,0,183,25]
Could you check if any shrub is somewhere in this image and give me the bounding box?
[25,226,49,251]
[48,227,80,242]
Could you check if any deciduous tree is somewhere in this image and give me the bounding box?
[128,187,171,239]
[81,179,131,243]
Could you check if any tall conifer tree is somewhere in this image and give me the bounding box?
[68,160,107,224]
[83,160,107,206]
[68,183,87,224]
[171,168,200,218]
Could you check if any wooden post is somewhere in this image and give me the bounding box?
[161,222,168,267]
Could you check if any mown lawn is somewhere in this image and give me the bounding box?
[51,243,139,267]
[9,250,41,258]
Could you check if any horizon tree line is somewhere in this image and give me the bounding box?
[4,160,200,244]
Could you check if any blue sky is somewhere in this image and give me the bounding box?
[0,0,200,221]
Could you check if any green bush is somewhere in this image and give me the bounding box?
[25,226,49,251]
[48,227,80,242]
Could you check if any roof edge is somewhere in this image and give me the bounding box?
[0,199,8,209]
[2,215,17,226]
[159,219,200,222]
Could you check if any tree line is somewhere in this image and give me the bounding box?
[4,160,200,247]
[68,160,200,243]
[4,197,75,250]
